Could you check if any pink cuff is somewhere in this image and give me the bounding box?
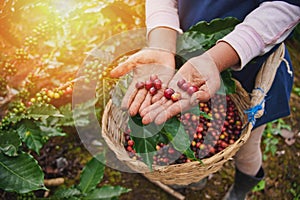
[146,0,182,37]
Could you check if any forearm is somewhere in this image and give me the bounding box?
[220,1,300,70]
[146,0,180,53]
[206,42,240,72]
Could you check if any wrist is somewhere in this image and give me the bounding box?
[206,41,240,72]
[148,27,177,54]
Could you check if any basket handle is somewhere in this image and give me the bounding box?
[245,43,287,125]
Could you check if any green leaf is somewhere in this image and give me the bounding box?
[128,115,161,170]
[188,17,240,34]
[0,130,21,157]
[27,103,63,122]
[6,113,27,124]
[162,117,197,161]
[38,123,66,137]
[220,70,236,94]
[57,103,76,127]
[16,120,43,154]
[111,74,132,107]
[184,106,213,120]
[72,99,98,127]
[54,187,82,199]
[0,152,46,193]
[252,180,265,192]
[176,17,240,59]
[77,153,106,194]
[84,185,131,200]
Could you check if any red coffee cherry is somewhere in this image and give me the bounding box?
[153,79,162,90]
[187,86,199,95]
[145,80,154,90]
[164,88,175,99]
[177,79,186,88]
[149,87,157,95]
[135,81,145,89]
[181,82,191,91]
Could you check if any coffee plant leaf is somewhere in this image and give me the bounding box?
[53,187,81,199]
[162,117,194,158]
[77,153,106,194]
[0,152,46,193]
[0,129,21,157]
[38,123,66,137]
[27,103,63,122]
[176,17,240,56]
[184,106,213,120]
[188,17,240,34]
[16,119,44,154]
[128,115,161,170]
[84,185,131,200]
[220,70,236,94]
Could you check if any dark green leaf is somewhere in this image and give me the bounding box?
[57,103,75,127]
[162,117,197,160]
[0,130,21,157]
[176,17,240,59]
[77,153,106,194]
[162,117,201,162]
[38,123,66,137]
[111,74,132,107]
[72,99,98,127]
[128,115,162,170]
[220,70,236,94]
[16,120,43,154]
[6,113,27,124]
[54,187,82,199]
[0,152,46,193]
[84,185,131,200]
[187,17,240,34]
[184,106,213,120]
[27,103,63,122]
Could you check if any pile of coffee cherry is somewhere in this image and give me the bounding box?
[135,74,199,102]
[123,75,243,166]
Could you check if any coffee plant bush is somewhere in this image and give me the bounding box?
[0,0,144,197]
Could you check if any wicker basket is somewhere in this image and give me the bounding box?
[101,44,285,185]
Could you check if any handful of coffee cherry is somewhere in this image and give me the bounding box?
[135,74,200,102]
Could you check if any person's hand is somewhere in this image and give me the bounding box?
[110,48,175,116]
[140,53,221,125]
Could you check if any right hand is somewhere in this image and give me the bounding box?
[140,52,221,125]
[110,48,175,116]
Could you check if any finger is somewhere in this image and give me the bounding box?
[154,100,189,125]
[110,59,136,78]
[189,84,211,105]
[140,97,168,117]
[139,93,152,114]
[121,83,138,110]
[128,88,148,116]
[151,87,165,103]
[141,99,171,124]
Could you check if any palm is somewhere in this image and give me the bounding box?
[110,49,175,116]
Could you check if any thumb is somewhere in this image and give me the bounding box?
[110,59,136,78]
[189,84,211,105]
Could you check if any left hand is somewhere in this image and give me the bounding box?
[140,53,221,125]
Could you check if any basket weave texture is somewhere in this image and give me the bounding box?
[101,44,285,185]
